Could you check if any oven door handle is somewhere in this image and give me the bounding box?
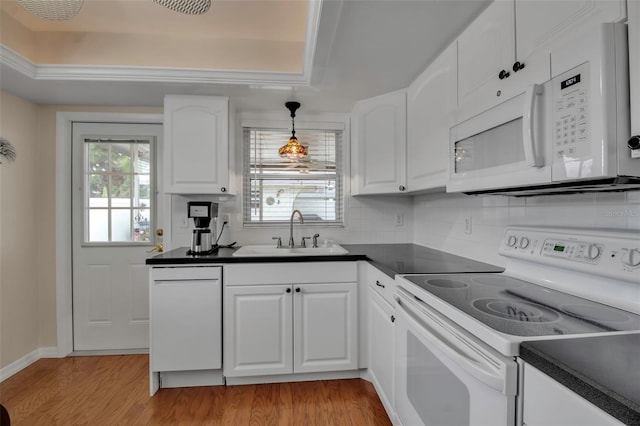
[396,293,510,394]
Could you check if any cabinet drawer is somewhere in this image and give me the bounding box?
[367,265,396,305]
[151,266,221,281]
[224,262,357,285]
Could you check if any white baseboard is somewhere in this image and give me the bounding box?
[225,369,364,386]
[0,346,59,382]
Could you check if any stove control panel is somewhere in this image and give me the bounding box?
[541,239,603,264]
[500,227,640,280]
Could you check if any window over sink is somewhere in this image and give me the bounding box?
[242,125,344,226]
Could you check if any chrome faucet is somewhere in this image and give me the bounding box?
[288,209,304,248]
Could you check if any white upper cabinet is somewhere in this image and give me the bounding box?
[516,0,626,62]
[457,0,626,121]
[351,90,407,195]
[457,0,517,119]
[629,0,640,144]
[163,95,231,194]
[406,42,457,192]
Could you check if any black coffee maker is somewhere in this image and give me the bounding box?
[187,201,218,255]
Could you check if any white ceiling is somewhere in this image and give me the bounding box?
[0,0,491,112]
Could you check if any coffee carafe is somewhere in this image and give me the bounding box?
[187,201,218,255]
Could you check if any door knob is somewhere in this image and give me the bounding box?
[628,135,640,150]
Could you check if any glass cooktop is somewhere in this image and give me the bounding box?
[403,273,640,336]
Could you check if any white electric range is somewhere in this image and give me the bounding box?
[393,226,640,426]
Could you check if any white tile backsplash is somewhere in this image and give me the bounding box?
[170,193,413,248]
[169,187,640,265]
[412,191,640,266]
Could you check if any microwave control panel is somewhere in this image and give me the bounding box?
[552,62,590,167]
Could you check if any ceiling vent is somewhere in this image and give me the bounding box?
[152,0,212,15]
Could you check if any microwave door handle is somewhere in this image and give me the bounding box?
[522,84,543,167]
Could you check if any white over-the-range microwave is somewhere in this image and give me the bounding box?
[448,23,639,195]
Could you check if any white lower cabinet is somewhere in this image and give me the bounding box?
[223,262,358,378]
[368,286,395,419]
[365,264,397,420]
[523,363,623,426]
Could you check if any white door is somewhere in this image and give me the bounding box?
[72,122,162,351]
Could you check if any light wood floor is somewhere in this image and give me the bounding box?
[0,354,391,425]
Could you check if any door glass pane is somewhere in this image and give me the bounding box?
[454,118,524,173]
[407,331,470,426]
[88,209,109,242]
[88,174,109,204]
[111,143,132,173]
[111,209,131,241]
[88,143,109,172]
[84,138,153,244]
[134,209,151,242]
[111,175,131,204]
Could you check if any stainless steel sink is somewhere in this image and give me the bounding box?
[232,244,349,257]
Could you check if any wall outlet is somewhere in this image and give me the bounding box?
[395,213,404,226]
[464,216,472,234]
[222,214,229,224]
[180,217,189,229]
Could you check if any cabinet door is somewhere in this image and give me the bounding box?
[628,0,640,140]
[352,90,407,195]
[151,269,221,372]
[164,95,230,194]
[368,288,395,419]
[224,285,293,377]
[293,282,358,373]
[457,0,515,118]
[516,0,626,62]
[407,42,457,192]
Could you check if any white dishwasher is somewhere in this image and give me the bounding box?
[149,265,222,394]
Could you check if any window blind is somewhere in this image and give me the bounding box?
[243,128,344,225]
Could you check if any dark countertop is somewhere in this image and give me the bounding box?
[341,243,503,277]
[521,334,640,425]
[146,243,503,277]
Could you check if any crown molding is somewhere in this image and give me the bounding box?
[0,0,322,87]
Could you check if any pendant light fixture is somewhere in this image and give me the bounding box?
[279,101,308,159]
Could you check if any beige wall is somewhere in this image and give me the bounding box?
[0,92,162,368]
[0,91,40,368]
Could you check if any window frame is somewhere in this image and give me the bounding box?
[81,134,157,247]
[239,113,349,228]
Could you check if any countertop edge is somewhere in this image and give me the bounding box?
[146,253,368,265]
[520,344,640,425]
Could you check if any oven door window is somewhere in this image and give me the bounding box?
[454,118,524,173]
[407,332,469,425]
